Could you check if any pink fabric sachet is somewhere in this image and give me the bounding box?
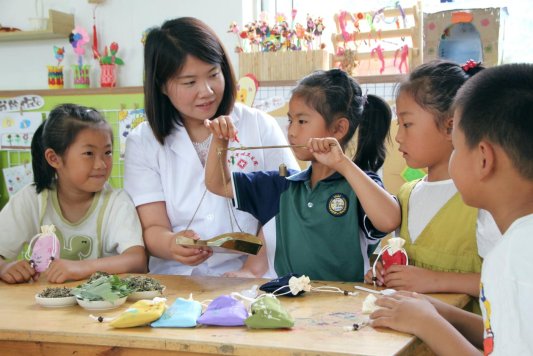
[26,225,60,272]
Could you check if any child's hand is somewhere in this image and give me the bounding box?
[171,230,213,266]
[45,259,89,283]
[204,116,238,142]
[383,265,437,293]
[364,261,385,286]
[307,137,346,168]
[0,260,37,284]
[369,291,438,335]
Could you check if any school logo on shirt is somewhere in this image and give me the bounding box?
[327,193,348,217]
[227,152,259,170]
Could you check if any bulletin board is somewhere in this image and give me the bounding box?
[0,89,143,209]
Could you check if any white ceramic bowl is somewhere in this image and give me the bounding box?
[127,286,165,301]
[76,296,127,311]
[35,294,77,308]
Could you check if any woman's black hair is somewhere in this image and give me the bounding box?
[396,59,482,129]
[144,17,237,145]
[291,69,391,172]
[31,103,111,193]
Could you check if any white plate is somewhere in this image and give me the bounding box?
[35,294,77,308]
[127,286,165,301]
[76,296,127,311]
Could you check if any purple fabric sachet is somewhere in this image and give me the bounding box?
[197,295,248,326]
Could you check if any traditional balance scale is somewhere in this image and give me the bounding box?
[175,144,307,255]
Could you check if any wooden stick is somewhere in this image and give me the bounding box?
[218,143,335,152]
[218,144,306,152]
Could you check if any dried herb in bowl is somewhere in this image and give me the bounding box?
[38,287,73,298]
[123,275,164,292]
[87,271,111,283]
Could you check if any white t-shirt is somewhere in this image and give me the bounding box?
[479,214,533,355]
[0,183,144,261]
[124,103,299,277]
[406,177,501,257]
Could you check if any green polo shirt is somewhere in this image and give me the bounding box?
[233,168,385,282]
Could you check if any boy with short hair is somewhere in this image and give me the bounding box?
[369,63,533,355]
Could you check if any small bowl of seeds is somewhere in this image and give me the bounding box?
[35,287,77,307]
[123,275,165,301]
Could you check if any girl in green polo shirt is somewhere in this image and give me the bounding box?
[204,69,401,282]
[364,60,501,298]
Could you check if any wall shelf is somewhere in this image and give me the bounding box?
[0,10,74,42]
[0,86,143,97]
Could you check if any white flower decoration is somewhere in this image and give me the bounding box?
[288,275,311,295]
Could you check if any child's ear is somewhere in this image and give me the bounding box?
[44,148,62,169]
[445,118,453,137]
[478,140,496,179]
[333,117,349,140]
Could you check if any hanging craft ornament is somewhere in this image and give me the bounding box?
[25,225,60,273]
[91,5,99,59]
[371,237,409,287]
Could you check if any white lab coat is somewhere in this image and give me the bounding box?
[124,103,299,276]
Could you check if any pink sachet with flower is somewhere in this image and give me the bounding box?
[25,225,60,272]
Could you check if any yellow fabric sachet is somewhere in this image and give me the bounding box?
[110,298,167,328]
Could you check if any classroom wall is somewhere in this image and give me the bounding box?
[0,0,252,90]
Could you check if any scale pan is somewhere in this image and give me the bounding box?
[176,232,263,255]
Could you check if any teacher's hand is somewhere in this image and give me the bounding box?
[171,230,213,266]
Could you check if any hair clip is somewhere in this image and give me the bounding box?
[462,59,478,73]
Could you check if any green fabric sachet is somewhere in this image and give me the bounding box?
[244,295,294,329]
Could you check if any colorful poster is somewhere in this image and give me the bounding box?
[0,112,43,149]
[2,164,33,197]
[118,108,145,159]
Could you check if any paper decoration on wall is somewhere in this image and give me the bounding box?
[0,95,44,113]
[2,164,33,197]
[0,112,42,149]
[118,108,145,159]
[253,96,286,113]
[424,8,505,67]
[236,74,258,107]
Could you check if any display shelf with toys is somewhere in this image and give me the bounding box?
[233,12,331,82]
[0,10,74,42]
[331,3,422,78]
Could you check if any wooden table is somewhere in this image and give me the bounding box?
[0,275,470,356]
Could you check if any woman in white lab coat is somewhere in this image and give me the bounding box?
[124,17,298,277]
